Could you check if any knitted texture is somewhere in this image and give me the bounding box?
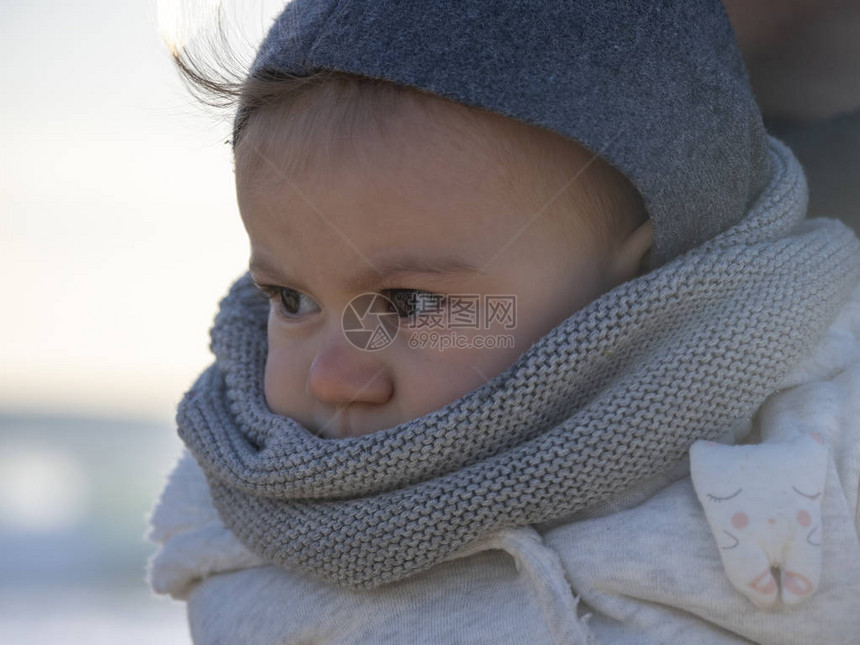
[177,137,860,590]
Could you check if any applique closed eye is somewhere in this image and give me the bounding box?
[792,486,821,500]
[706,487,742,502]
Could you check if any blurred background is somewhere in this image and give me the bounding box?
[0,0,279,642]
[0,0,858,643]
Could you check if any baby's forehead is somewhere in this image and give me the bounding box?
[238,90,622,224]
[236,83,590,178]
[235,77,645,262]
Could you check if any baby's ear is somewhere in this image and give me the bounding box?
[611,218,653,281]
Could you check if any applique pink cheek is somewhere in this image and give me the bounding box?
[797,509,812,526]
[731,511,749,529]
[809,431,825,445]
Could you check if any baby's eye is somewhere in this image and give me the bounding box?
[383,289,447,319]
[254,284,319,319]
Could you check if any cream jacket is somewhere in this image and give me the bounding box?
[146,278,860,645]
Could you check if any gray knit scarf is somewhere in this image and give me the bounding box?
[176,137,860,590]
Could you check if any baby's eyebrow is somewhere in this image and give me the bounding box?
[249,254,485,291]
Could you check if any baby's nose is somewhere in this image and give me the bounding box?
[306,341,393,407]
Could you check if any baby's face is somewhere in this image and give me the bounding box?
[238,102,641,439]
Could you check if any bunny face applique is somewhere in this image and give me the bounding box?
[689,431,829,610]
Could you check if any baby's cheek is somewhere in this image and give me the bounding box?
[262,348,301,414]
[797,509,812,526]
